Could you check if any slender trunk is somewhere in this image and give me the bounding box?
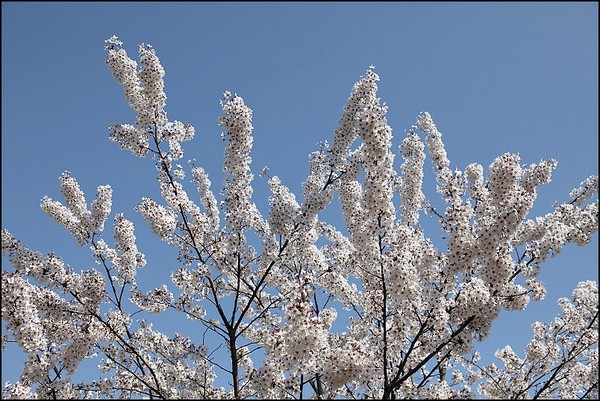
[229,332,240,398]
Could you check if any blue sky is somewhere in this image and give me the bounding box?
[2,1,598,391]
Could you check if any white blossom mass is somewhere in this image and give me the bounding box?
[2,36,597,399]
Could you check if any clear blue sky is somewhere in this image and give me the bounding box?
[2,1,598,391]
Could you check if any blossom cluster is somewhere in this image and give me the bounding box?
[2,230,106,394]
[474,280,598,399]
[104,35,194,159]
[219,91,265,234]
[396,130,427,225]
[41,171,112,245]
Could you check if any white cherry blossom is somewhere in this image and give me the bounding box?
[2,36,597,400]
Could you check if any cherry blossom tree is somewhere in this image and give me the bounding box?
[2,36,598,399]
